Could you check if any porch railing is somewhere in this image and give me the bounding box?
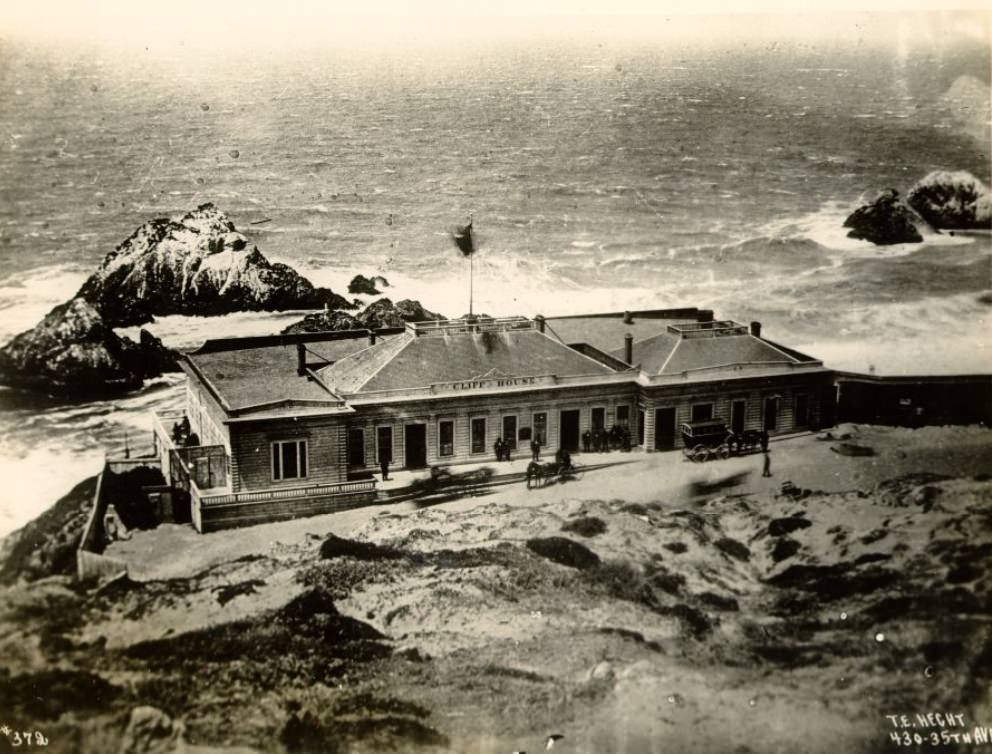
[197,479,377,508]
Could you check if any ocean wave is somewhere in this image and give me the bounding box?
[0,264,91,344]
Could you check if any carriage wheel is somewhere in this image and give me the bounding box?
[697,447,712,463]
[683,446,695,461]
[719,444,731,460]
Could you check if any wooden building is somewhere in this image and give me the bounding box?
[158,308,833,531]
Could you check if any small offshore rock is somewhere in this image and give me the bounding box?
[843,189,925,245]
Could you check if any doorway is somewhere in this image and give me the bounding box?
[560,409,580,452]
[654,407,676,450]
[404,423,427,469]
[731,400,746,436]
[764,397,780,432]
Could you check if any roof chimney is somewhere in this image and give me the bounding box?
[296,342,307,376]
[750,321,762,338]
[624,333,633,365]
[535,315,546,333]
[368,330,377,346]
[622,310,633,324]
[698,309,714,323]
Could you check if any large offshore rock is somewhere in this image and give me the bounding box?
[355,298,445,328]
[76,203,352,327]
[907,170,992,230]
[282,297,444,334]
[843,189,924,245]
[0,298,177,395]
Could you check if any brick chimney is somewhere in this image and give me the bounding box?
[624,333,633,365]
[296,342,307,376]
[622,311,634,324]
[750,321,762,338]
[534,315,546,333]
[698,309,714,323]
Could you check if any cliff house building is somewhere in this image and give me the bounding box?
[154,308,834,531]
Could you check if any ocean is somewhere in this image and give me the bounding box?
[0,15,989,535]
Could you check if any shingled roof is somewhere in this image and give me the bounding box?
[611,323,818,376]
[317,327,616,394]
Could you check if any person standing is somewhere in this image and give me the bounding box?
[762,450,772,478]
[582,429,591,453]
[380,456,390,481]
[494,437,504,462]
[530,437,541,462]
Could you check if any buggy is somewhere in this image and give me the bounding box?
[525,455,582,489]
[680,420,733,463]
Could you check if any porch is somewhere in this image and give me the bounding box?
[152,410,377,533]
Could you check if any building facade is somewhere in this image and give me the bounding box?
[160,308,834,531]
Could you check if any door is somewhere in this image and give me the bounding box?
[404,423,427,469]
[560,409,580,452]
[347,428,365,467]
[377,426,393,465]
[502,415,518,449]
[654,407,676,450]
[731,400,746,436]
[637,409,645,446]
[764,397,780,432]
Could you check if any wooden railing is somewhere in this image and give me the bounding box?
[198,479,377,508]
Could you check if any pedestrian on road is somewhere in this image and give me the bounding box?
[530,438,541,462]
[380,457,390,481]
[762,450,772,478]
[494,437,504,462]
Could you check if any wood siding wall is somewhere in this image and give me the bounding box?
[229,417,348,493]
[345,384,640,470]
[185,379,231,451]
[640,373,834,450]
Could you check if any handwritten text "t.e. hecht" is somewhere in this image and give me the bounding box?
[886,713,967,729]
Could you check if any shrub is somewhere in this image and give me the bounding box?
[561,516,608,538]
[526,537,600,570]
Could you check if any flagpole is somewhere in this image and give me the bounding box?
[469,253,474,317]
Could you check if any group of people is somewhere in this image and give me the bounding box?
[493,437,514,462]
[582,424,632,453]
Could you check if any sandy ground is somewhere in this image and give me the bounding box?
[3,423,989,754]
[108,424,992,581]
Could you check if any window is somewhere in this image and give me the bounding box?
[471,417,487,454]
[519,426,532,442]
[616,405,630,428]
[591,407,605,430]
[533,412,548,445]
[502,415,518,449]
[377,426,393,464]
[795,394,810,428]
[272,439,307,481]
[438,419,455,457]
[691,403,714,422]
[347,428,365,467]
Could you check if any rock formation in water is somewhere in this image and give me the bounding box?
[0,298,178,395]
[843,189,925,245]
[282,298,444,334]
[347,274,390,296]
[907,171,992,230]
[76,203,353,327]
[355,298,444,329]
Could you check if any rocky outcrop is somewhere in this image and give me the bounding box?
[282,298,444,334]
[843,189,925,245]
[355,298,444,329]
[348,274,389,295]
[0,298,179,395]
[118,706,185,754]
[907,171,992,230]
[76,203,352,327]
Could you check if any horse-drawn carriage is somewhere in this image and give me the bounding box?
[526,452,581,489]
[681,420,767,462]
[681,420,733,463]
